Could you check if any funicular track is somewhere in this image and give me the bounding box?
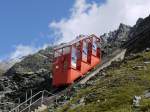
[10,48,126,112]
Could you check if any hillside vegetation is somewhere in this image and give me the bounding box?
[49,51,150,112]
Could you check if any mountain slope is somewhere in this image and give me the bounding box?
[0,68,4,76]
[0,60,17,75]
[0,46,54,105]
[52,51,150,112]
[5,46,53,77]
[44,15,150,112]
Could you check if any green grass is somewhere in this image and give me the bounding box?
[45,51,150,112]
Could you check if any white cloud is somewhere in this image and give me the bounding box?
[0,45,36,69]
[9,45,37,60]
[49,0,150,43]
[8,43,52,61]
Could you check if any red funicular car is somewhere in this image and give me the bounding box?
[52,34,101,87]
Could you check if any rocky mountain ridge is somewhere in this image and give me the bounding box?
[101,23,131,47]
[0,59,19,73]
[124,15,150,53]
[101,14,150,54]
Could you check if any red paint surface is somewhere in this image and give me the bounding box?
[52,35,101,87]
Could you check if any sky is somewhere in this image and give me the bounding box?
[0,0,150,61]
[0,0,74,60]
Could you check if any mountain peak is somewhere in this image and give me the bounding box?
[119,23,131,30]
[101,23,131,45]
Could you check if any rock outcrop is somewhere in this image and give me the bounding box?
[0,46,54,111]
[124,15,150,54]
[101,23,131,47]
[101,15,150,54]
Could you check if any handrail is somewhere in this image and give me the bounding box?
[19,98,42,112]
[10,90,56,112]
[10,91,42,112]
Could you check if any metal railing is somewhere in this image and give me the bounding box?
[10,90,56,112]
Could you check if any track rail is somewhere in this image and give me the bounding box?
[79,49,126,84]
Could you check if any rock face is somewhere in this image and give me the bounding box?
[124,15,150,54]
[101,15,150,54]
[100,23,131,57]
[101,23,131,47]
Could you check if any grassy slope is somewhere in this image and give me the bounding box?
[42,51,150,112]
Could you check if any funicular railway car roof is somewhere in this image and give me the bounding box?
[54,36,86,50]
[54,34,98,50]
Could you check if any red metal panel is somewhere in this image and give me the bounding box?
[52,34,102,87]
